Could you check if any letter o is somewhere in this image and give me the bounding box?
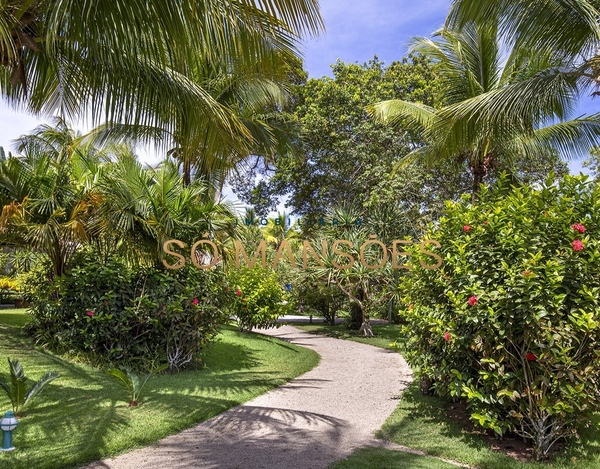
[359,235,388,270]
[191,239,220,269]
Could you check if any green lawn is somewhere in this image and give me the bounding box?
[0,309,319,469]
[377,385,600,469]
[329,447,461,469]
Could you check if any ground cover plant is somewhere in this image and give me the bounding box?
[372,384,600,469]
[0,309,319,469]
[399,176,600,459]
[329,447,459,469]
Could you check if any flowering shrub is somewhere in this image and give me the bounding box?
[25,252,227,371]
[227,266,290,332]
[398,176,600,459]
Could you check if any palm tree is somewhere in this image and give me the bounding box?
[445,0,600,61]
[0,0,323,166]
[93,152,237,265]
[262,212,300,248]
[85,55,298,195]
[369,19,600,196]
[0,118,100,276]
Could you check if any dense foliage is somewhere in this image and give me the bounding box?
[399,176,600,458]
[24,253,227,371]
[233,56,473,224]
[227,266,289,332]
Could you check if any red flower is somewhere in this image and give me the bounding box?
[467,295,478,306]
[526,352,537,362]
[192,298,199,305]
[521,270,533,277]
[103,301,109,306]
[572,223,587,233]
[483,221,489,225]
[443,332,451,342]
[86,311,94,317]
[463,225,472,232]
[573,240,585,251]
[236,290,242,296]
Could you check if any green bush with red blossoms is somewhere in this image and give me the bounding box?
[398,175,600,459]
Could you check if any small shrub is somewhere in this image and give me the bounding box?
[399,176,600,459]
[228,266,290,332]
[0,358,59,416]
[107,365,166,406]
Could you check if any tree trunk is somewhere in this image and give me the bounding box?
[348,287,366,330]
[183,160,191,186]
[471,164,486,200]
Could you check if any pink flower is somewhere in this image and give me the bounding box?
[572,223,587,233]
[463,225,472,232]
[443,332,451,342]
[573,240,585,251]
[236,290,242,297]
[526,352,537,362]
[192,298,199,305]
[86,311,94,317]
[467,295,478,306]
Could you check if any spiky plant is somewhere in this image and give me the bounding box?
[0,358,59,416]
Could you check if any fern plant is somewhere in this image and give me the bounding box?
[0,358,60,416]
[107,366,165,406]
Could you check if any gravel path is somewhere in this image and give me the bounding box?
[84,325,413,469]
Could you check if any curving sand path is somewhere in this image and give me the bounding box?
[84,325,413,469]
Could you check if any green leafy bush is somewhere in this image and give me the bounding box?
[399,176,600,459]
[25,252,227,371]
[294,281,347,325]
[228,266,289,332]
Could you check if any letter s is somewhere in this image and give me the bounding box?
[162,239,186,270]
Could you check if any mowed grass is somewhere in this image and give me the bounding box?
[329,447,460,469]
[0,309,319,469]
[377,385,600,469]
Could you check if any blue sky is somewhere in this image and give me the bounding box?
[0,0,597,173]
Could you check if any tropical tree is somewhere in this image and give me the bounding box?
[86,56,299,195]
[445,0,600,67]
[262,212,300,248]
[93,153,237,265]
[0,0,323,186]
[0,119,100,276]
[234,56,476,221]
[369,20,600,196]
